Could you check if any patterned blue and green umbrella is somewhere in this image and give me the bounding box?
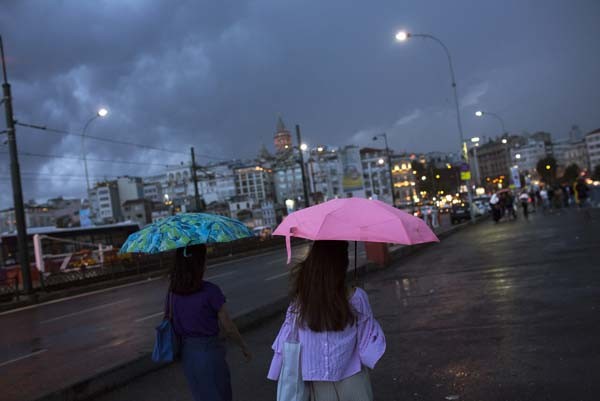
[119,213,254,254]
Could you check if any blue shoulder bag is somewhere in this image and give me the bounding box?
[152,291,181,362]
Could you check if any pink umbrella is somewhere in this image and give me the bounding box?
[274,198,439,263]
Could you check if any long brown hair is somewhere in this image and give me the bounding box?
[170,244,207,295]
[291,240,355,332]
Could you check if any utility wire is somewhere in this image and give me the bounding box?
[14,121,230,161]
[0,150,182,168]
[19,172,120,179]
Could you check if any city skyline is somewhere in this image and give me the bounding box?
[1,0,600,208]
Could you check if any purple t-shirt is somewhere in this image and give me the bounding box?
[168,281,226,337]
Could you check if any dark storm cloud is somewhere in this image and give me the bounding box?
[1,0,599,207]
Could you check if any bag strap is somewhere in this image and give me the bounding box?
[288,306,300,342]
[166,291,174,322]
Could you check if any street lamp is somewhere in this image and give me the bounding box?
[395,30,475,222]
[395,31,409,42]
[475,110,511,179]
[377,158,385,165]
[295,125,311,208]
[82,107,109,192]
[470,136,481,186]
[373,133,397,207]
[474,110,507,134]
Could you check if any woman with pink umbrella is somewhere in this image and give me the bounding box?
[267,198,438,400]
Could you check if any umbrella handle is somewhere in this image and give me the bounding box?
[354,241,358,282]
[286,234,292,264]
[285,227,298,264]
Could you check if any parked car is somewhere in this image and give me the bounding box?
[450,202,471,224]
[473,196,492,214]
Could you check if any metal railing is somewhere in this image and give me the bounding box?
[1,236,293,302]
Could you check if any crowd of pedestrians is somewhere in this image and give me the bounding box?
[491,178,592,223]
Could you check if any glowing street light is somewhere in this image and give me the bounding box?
[300,143,308,151]
[378,158,385,165]
[470,137,480,143]
[395,31,409,42]
[82,107,109,192]
[317,146,324,152]
[515,153,521,159]
[421,176,427,181]
[474,109,507,134]
[545,164,551,170]
[501,138,508,144]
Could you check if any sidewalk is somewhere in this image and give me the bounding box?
[93,209,600,401]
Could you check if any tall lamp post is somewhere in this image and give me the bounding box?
[81,108,108,192]
[295,124,311,208]
[1,35,33,295]
[470,137,481,186]
[475,110,510,179]
[395,30,475,222]
[373,133,397,207]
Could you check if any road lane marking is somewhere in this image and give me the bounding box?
[266,258,286,266]
[0,349,48,368]
[207,245,306,269]
[40,299,131,324]
[0,277,163,316]
[206,271,234,280]
[134,311,164,323]
[265,271,290,281]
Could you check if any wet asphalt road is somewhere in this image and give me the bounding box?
[0,242,372,401]
[93,208,600,401]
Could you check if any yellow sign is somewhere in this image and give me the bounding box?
[460,171,471,181]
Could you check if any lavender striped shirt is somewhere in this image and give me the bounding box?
[267,287,386,382]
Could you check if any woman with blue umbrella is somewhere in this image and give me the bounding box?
[121,213,254,401]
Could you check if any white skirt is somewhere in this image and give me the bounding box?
[308,367,373,401]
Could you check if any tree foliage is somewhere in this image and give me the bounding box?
[562,163,580,183]
[536,156,557,184]
[593,164,600,181]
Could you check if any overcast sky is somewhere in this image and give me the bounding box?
[1,0,599,208]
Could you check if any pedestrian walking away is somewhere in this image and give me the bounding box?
[490,193,502,223]
[268,240,386,401]
[519,191,530,219]
[167,244,252,401]
[575,179,590,208]
[540,187,550,214]
[504,192,517,220]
